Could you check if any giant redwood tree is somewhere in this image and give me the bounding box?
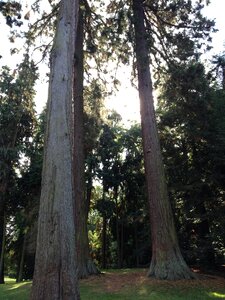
[103,0,214,275]
[132,0,195,280]
[31,0,80,299]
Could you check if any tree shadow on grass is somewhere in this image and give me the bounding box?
[80,270,225,300]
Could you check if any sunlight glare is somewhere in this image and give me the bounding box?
[8,282,31,290]
[210,292,225,299]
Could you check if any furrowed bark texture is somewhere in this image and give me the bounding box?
[74,6,99,279]
[31,1,80,299]
[132,0,195,280]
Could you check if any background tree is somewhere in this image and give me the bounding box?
[158,60,225,267]
[120,124,149,268]
[25,0,123,279]
[12,109,46,282]
[132,0,195,280]
[89,119,149,269]
[96,0,216,279]
[96,114,123,269]
[0,55,37,283]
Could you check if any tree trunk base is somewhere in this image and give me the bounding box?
[0,278,4,284]
[78,259,100,279]
[147,257,196,280]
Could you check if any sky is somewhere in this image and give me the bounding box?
[106,0,225,124]
[0,0,225,125]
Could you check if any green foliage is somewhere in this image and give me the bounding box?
[6,109,46,280]
[0,53,38,200]
[157,60,225,265]
[0,1,22,27]
[87,118,150,268]
[83,79,105,156]
[0,55,39,280]
[211,53,225,90]
[0,53,38,198]
[102,0,216,84]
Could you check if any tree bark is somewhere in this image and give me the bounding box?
[194,197,215,265]
[134,222,139,268]
[191,143,215,265]
[74,3,99,279]
[120,217,124,268]
[102,215,107,269]
[86,162,93,214]
[222,65,225,91]
[17,233,26,283]
[31,1,80,299]
[132,0,195,280]
[0,210,6,284]
[115,188,121,268]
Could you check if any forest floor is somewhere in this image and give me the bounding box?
[0,268,225,299]
[80,268,225,299]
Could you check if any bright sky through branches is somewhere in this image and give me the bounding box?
[0,0,225,124]
[106,0,225,125]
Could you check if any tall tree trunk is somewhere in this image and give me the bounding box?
[132,0,195,280]
[101,182,108,269]
[120,198,125,268]
[102,215,107,269]
[191,143,215,266]
[74,3,99,279]
[222,65,225,91]
[17,233,26,283]
[86,162,93,213]
[0,210,6,284]
[115,188,121,268]
[196,205,215,265]
[134,222,139,268]
[31,1,80,299]
[193,192,215,265]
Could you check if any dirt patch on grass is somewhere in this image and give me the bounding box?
[81,269,225,293]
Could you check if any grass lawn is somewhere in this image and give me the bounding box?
[0,277,32,300]
[1,269,225,299]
